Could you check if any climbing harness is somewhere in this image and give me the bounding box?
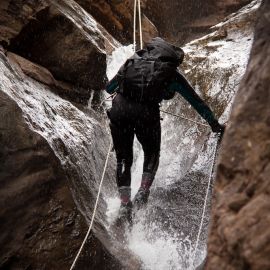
[191,133,221,268]
[160,109,209,127]
[69,138,112,270]
[133,0,143,51]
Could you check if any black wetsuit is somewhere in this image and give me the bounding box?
[108,94,161,187]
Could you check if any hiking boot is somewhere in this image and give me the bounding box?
[133,187,150,210]
[133,173,154,210]
[117,186,132,225]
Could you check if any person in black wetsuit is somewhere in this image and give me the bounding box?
[106,37,224,222]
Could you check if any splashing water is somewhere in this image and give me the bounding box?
[106,44,134,80]
[128,220,195,270]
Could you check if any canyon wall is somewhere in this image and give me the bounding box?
[206,0,270,269]
[0,1,122,269]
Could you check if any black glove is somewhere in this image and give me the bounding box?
[210,120,226,134]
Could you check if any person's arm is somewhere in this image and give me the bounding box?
[106,75,119,94]
[168,71,224,132]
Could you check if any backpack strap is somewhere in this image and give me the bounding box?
[117,59,133,94]
[146,60,156,88]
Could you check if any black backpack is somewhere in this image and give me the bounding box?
[116,38,184,104]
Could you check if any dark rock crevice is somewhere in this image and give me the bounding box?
[8,6,107,91]
[0,0,119,105]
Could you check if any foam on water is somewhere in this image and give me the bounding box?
[128,222,194,270]
[105,197,121,226]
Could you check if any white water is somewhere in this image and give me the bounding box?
[105,1,258,269]
[106,44,134,80]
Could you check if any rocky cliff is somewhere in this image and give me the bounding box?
[1,0,119,105]
[206,0,270,269]
[0,47,125,269]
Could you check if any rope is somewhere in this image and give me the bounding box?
[133,0,137,51]
[70,139,112,270]
[191,134,220,268]
[138,0,143,49]
[133,0,143,51]
[160,109,209,127]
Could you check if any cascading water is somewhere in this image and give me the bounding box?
[106,1,259,269]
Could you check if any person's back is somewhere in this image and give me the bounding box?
[106,37,224,225]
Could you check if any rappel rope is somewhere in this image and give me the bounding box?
[69,139,112,270]
[133,0,137,51]
[138,0,143,50]
[160,109,209,127]
[133,0,143,51]
[191,134,220,268]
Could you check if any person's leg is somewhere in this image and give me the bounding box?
[108,95,135,188]
[110,119,134,190]
[140,128,161,187]
[134,113,161,208]
[108,107,134,222]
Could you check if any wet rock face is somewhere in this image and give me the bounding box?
[144,0,252,44]
[206,0,270,269]
[8,3,106,91]
[0,91,77,269]
[75,0,158,45]
[0,0,49,46]
[72,0,251,46]
[0,0,118,104]
[67,0,251,46]
[0,47,137,269]
[7,52,88,104]
[0,53,122,270]
[76,0,134,43]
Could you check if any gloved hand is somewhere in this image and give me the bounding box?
[210,120,226,134]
